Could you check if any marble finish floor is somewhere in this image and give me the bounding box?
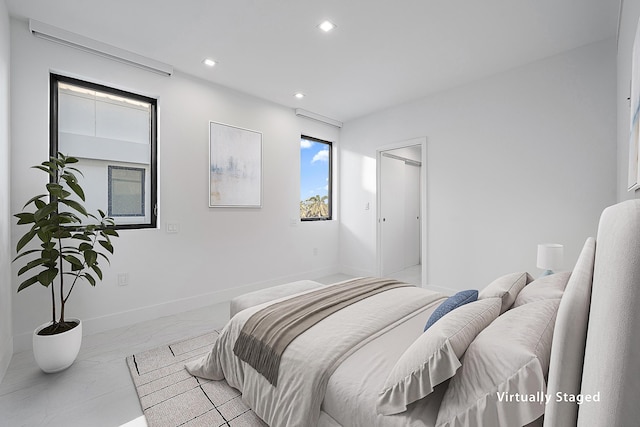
[0,274,354,427]
[0,272,428,427]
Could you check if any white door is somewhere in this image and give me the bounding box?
[404,163,421,268]
[380,155,406,275]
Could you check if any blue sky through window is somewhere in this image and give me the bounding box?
[300,138,330,202]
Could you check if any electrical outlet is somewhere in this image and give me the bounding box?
[117,273,129,287]
[166,223,180,233]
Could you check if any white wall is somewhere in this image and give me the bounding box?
[0,0,12,383]
[617,0,640,201]
[10,18,339,352]
[339,39,617,292]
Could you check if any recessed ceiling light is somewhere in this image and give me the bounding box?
[318,20,336,32]
[202,58,216,67]
[294,93,305,99]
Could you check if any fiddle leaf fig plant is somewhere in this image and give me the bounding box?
[13,152,119,335]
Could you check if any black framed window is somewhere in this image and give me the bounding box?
[300,135,332,221]
[50,73,157,229]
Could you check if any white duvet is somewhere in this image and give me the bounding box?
[186,285,445,427]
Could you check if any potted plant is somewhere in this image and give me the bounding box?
[13,152,119,373]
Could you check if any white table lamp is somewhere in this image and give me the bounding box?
[537,243,563,277]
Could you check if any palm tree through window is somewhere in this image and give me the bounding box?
[300,136,332,220]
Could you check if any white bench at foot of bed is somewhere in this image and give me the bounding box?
[229,280,324,318]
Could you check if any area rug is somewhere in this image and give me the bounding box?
[126,330,267,427]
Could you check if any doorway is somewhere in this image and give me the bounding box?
[376,138,427,286]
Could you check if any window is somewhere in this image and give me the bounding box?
[50,74,157,229]
[300,135,332,220]
[108,166,145,217]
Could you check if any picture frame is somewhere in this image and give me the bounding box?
[209,121,263,207]
[628,17,640,191]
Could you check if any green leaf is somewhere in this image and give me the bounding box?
[52,156,64,167]
[41,242,56,251]
[37,268,58,286]
[47,183,71,199]
[43,160,57,170]
[58,213,81,225]
[34,203,57,222]
[91,264,103,280]
[46,183,65,197]
[97,252,111,265]
[17,275,40,292]
[41,248,59,262]
[72,233,92,241]
[16,229,37,252]
[36,229,52,243]
[63,255,83,267]
[98,209,106,218]
[21,194,47,209]
[65,156,79,164]
[67,166,84,177]
[15,212,36,225]
[32,165,55,177]
[51,229,72,239]
[13,248,40,262]
[79,242,92,252]
[98,240,114,254]
[17,258,46,276]
[84,273,96,286]
[66,181,85,201]
[102,228,119,237]
[84,249,98,266]
[59,199,88,216]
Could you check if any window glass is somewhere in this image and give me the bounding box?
[300,136,332,220]
[108,166,145,217]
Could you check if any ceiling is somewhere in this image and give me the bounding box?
[6,0,620,122]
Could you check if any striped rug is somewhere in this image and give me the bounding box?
[126,330,267,427]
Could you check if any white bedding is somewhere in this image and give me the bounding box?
[187,285,445,427]
[322,305,447,427]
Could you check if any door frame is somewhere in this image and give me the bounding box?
[376,137,428,286]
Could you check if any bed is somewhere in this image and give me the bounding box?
[187,199,640,427]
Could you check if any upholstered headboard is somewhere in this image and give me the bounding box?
[578,200,640,426]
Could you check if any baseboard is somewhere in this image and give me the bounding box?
[0,334,13,384]
[12,265,340,353]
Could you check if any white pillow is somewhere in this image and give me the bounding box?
[478,271,533,313]
[512,271,571,308]
[436,299,560,427]
[377,298,501,415]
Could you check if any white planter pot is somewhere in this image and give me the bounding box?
[32,318,83,373]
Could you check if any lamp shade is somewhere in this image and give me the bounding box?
[537,243,564,271]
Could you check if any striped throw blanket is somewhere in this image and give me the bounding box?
[233,277,410,386]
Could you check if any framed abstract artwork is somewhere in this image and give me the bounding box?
[209,121,263,207]
[629,17,640,191]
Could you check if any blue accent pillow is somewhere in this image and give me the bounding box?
[424,290,478,331]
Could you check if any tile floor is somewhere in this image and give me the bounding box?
[0,270,422,427]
